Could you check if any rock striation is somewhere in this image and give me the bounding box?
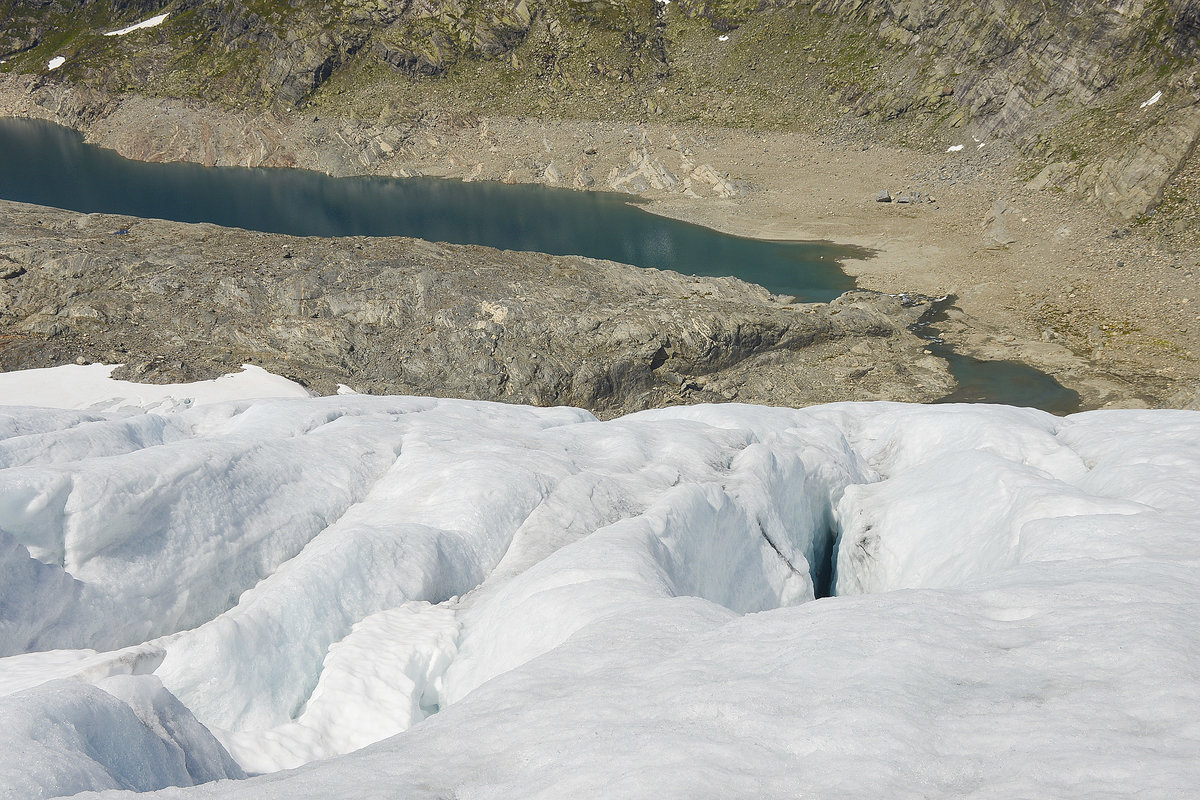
[0,200,952,416]
[3,0,1199,219]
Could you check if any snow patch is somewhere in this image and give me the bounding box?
[946,144,964,152]
[104,12,169,36]
[1141,90,1162,109]
[0,363,311,412]
[46,56,65,70]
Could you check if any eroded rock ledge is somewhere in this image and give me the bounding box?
[0,200,950,416]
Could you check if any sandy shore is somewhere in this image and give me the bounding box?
[637,131,1199,410]
[1,76,1196,408]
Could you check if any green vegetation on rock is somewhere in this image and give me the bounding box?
[2,0,1200,220]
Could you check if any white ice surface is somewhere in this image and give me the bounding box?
[0,675,243,798]
[104,12,170,36]
[0,367,1198,798]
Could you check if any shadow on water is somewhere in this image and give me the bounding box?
[914,298,1082,415]
[0,117,857,303]
[0,117,1083,413]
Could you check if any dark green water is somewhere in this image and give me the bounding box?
[916,304,1081,415]
[938,353,1080,414]
[0,117,856,302]
[0,117,1081,413]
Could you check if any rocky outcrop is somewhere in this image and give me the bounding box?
[0,0,164,57]
[0,0,659,107]
[789,0,1200,218]
[1027,102,1200,220]
[3,0,1196,129]
[1088,104,1200,220]
[0,199,952,415]
[804,0,1174,130]
[4,0,1200,222]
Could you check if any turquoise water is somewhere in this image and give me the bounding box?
[0,117,856,303]
[0,117,1081,413]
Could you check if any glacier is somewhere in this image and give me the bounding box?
[0,365,1198,798]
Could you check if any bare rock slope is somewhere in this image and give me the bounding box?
[0,200,951,415]
[4,0,1200,220]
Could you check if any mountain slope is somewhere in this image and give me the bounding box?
[4,0,1199,218]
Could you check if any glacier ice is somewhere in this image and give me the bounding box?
[1,367,1199,798]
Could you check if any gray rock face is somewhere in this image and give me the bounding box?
[1029,104,1200,219]
[0,200,952,416]
[811,0,1176,131]
[983,200,1018,247]
[797,0,1200,219]
[3,0,1197,223]
[1090,104,1200,220]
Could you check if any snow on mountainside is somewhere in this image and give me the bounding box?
[1,366,1199,798]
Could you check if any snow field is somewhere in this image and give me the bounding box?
[0,367,1198,798]
[0,364,311,413]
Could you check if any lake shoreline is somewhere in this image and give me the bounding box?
[0,196,962,415]
[0,115,1080,413]
[0,74,1195,409]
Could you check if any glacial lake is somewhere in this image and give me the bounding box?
[0,117,1080,413]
